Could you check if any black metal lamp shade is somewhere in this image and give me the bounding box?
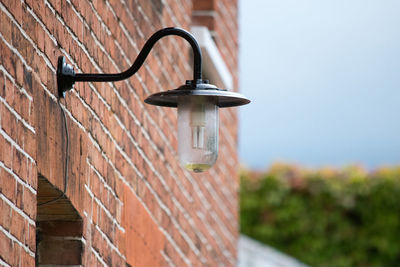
[144,80,250,108]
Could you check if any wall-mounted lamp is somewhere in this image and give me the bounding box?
[57,27,250,172]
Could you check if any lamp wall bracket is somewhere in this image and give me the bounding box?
[56,27,202,98]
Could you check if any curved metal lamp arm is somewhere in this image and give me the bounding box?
[57,27,202,97]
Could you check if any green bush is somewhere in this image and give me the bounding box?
[240,164,400,267]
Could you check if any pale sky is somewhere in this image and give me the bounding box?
[238,0,400,170]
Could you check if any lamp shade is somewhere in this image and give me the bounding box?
[144,80,250,108]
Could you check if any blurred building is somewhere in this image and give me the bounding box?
[238,235,308,267]
[0,0,241,265]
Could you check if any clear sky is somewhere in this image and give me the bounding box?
[238,0,400,170]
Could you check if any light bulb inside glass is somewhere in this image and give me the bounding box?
[178,96,219,172]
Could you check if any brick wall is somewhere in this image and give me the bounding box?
[0,0,240,266]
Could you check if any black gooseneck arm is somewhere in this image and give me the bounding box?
[57,27,202,97]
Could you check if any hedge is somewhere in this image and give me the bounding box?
[240,164,400,267]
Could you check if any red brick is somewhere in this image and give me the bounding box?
[20,250,35,267]
[15,182,23,209]
[0,230,15,266]
[27,223,36,252]
[22,187,36,219]
[10,209,25,242]
[0,169,16,201]
[124,184,165,266]
[193,0,216,10]
[1,199,12,231]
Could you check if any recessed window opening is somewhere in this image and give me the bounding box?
[36,175,83,266]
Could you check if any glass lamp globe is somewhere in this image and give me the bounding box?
[144,80,249,173]
[178,96,218,172]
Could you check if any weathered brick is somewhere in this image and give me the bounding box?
[193,0,216,10]
[1,199,12,232]
[20,249,35,267]
[0,168,16,201]
[0,230,15,266]
[22,187,36,219]
[9,209,25,242]
[27,223,36,252]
